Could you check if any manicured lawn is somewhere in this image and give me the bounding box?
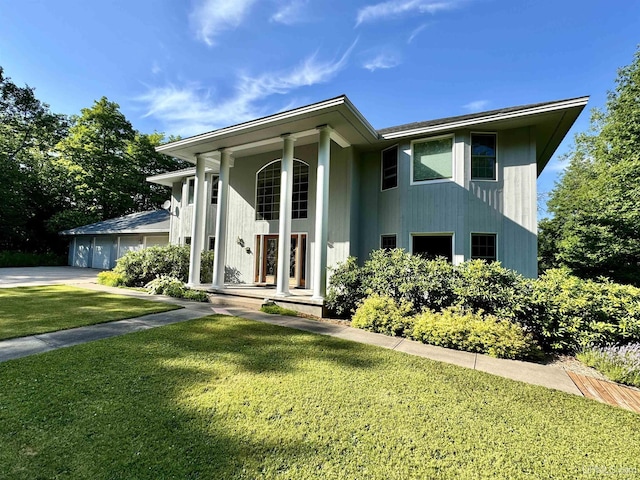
[0,285,180,340]
[1,315,638,479]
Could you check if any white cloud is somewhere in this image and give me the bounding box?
[356,0,459,26]
[363,52,401,71]
[462,99,490,111]
[271,0,309,25]
[138,42,356,135]
[190,0,257,46]
[151,62,161,75]
[407,22,429,43]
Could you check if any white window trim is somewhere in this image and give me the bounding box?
[409,232,456,264]
[470,132,498,182]
[380,144,399,192]
[186,177,195,205]
[470,232,498,261]
[254,158,310,222]
[209,173,220,205]
[380,233,397,249]
[410,133,455,186]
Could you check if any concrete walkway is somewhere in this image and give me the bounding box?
[0,280,582,396]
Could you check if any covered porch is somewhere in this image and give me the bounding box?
[153,96,378,310]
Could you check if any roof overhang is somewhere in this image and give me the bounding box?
[147,167,215,187]
[380,96,589,175]
[155,95,380,164]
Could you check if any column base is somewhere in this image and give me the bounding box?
[310,295,325,302]
[275,291,291,298]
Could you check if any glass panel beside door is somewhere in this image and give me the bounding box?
[255,234,307,287]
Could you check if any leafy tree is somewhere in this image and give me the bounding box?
[49,98,188,231]
[541,47,640,285]
[0,66,68,251]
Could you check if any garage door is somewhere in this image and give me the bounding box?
[145,235,169,247]
[93,237,115,270]
[73,237,92,268]
[117,236,142,259]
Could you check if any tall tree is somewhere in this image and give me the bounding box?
[0,66,68,251]
[540,47,640,285]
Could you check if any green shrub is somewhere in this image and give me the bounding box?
[453,260,533,323]
[326,257,365,316]
[144,275,208,302]
[410,307,539,359]
[0,251,65,267]
[327,250,456,316]
[260,303,299,317]
[114,245,214,287]
[96,271,125,287]
[351,295,414,336]
[531,269,640,352]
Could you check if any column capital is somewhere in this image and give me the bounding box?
[218,148,234,167]
[316,124,333,133]
[281,133,296,142]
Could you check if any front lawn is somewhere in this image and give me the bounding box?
[0,285,180,340]
[1,315,638,479]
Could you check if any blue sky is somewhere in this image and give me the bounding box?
[1,0,638,214]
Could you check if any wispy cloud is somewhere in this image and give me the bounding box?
[151,62,161,75]
[363,52,401,71]
[271,0,310,25]
[190,0,257,46]
[138,42,357,135]
[356,0,459,26]
[462,99,490,111]
[407,22,429,43]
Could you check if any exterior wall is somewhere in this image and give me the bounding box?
[356,126,538,277]
[166,142,353,287]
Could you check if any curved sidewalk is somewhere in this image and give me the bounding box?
[1,282,582,397]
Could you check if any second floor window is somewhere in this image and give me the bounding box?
[471,133,497,180]
[256,160,309,220]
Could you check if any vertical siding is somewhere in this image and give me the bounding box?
[355,127,538,277]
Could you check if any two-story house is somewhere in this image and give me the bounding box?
[147,94,587,314]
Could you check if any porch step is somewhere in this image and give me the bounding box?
[206,289,327,318]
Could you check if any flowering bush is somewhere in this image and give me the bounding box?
[577,343,640,387]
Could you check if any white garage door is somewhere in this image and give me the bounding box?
[73,237,92,268]
[145,235,169,247]
[93,237,114,270]
[117,236,142,259]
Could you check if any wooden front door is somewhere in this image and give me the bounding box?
[256,234,306,287]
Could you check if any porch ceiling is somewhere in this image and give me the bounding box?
[156,95,380,163]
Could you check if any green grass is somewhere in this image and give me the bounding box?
[1,315,638,479]
[0,285,180,340]
[260,303,299,316]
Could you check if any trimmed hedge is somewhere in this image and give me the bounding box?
[351,296,538,359]
[145,275,208,302]
[113,245,215,287]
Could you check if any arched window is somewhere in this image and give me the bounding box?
[256,160,309,220]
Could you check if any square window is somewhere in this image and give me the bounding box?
[381,234,397,250]
[471,234,496,261]
[412,234,453,262]
[471,134,497,180]
[412,136,453,182]
[381,146,398,190]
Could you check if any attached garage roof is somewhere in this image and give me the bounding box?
[59,210,169,236]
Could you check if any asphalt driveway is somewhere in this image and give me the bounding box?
[0,266,101,288]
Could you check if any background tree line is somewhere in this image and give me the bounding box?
[539,46,640,286]
[0,66,189,258]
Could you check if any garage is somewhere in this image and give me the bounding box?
[61,210,170,269]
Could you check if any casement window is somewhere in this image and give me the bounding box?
[471,133,497,180]
[411,135,454,183]
[210,176,219,205]
[381,146,398,190]
[381,234,397,250]
[412,234,453,263]
[256,160,309,220]
[471,233,497,261]
[187,178,195,205]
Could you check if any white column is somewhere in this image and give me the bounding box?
[312,125,331,300]
[276,134,295,297]
[212,149,233,289]
[187,154,206,286]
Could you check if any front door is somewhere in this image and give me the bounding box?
[256,234,307,287]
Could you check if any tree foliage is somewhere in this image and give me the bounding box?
[540,47,640,285]
[0,66,189,255]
